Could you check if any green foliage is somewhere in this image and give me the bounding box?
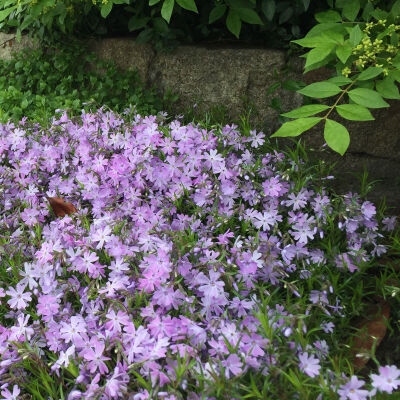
[273,0,400,155]
[0,0,331,50]
[0,40,170,125]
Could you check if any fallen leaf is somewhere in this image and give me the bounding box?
[47,197,77,217]
[350,301,390,369]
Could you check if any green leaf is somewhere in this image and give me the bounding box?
[391,32,399,47]
[376,77,400,100]
[348,88,389,108]
[0,5,16,22]
[306,23,344,38]
[226,8,241,38]
[100,2,113,18]
[336,42,352,64]
[292,31,344,47]
[161,0,174,22]
[176,0,197,12]
[271,117,322,137]
[304,44,335,69]
[357,67,383,81]
[261,0,275,21]
[349,24,362,46]
[371,9,388,20]
[392,53,400,68]
[209,4,227,23]
[235,7,262,24]
[298,82,342,98]
[389,70,400,83]
[391,0,400,17]
[279,7,293,24]
[342,0,359,21]
[324,119,350,155]
[128,16,149,31]
[361,1,373,20]
[336,104,374,121]
[281,104,329,118]
[149,0,161,5]
[315,10,341,23]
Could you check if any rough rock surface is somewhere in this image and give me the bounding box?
[0,34,398,212]
[0,32,37,60]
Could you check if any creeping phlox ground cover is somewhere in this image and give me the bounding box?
[0,108,399,399]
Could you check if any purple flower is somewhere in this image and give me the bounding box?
[337,376,369,400]
[298,352,321,377]
[382,216,396,231]
[6,284,32,310]
[370,365,400,394]
[221,354,243,378]
[0,384,20,400]
[361,201,376,220]
[82,336,111,374]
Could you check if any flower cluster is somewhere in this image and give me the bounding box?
[0,108,397,398]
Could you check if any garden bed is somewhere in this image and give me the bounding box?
[0,107,399,399]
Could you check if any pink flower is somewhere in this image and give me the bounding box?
[337,376,369,400]
[82,336,110,374]
[105,309,131,333]
[0,384,20,400]
[37,294,60,322]
[370,365,400,394]
[222,354,243,378]
[195,270,225,298]
[298,352,321,378]
[6,283,32,310]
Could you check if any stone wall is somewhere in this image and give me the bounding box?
[1,33,399,212]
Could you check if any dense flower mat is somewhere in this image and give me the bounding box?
[0,108,399,399]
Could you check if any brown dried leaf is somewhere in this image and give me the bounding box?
[351,301,390,369]
[47,197,77,217]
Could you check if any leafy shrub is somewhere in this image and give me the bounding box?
[0,107,398,398]
[272,0,400,155]
[0,0,331,49]
[0,41,170,124]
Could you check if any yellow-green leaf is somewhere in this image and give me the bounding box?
[271,117,322,138]
[348,88,389,108]
[324,119,350,155]
[298,82,342,98]
[336,104,374,121]
[281,104,329,118]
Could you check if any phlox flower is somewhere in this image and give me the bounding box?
[361,201,376,220]
[249,130,265,148]
[20,207,40,226]
[370,365,400,394]
[221,354,243,378]
[51,345,76,374]
[337,376,369,400]
[6,283,32,310]
[195,270,225,298]
[382,216,396,231]
[9,314,34,342]
[105,366,129,398]
[285,190,308,210]
[60,315,87,344]
[91,225,112,249]
[262,177,282,197]
[105,309,131,333]
[0,384,20,400]
[298,352,321,378]
[37,294,60,321]
[82,336,110,374]
[252,209,282,231]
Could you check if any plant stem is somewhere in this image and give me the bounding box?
[323,78,358,120]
